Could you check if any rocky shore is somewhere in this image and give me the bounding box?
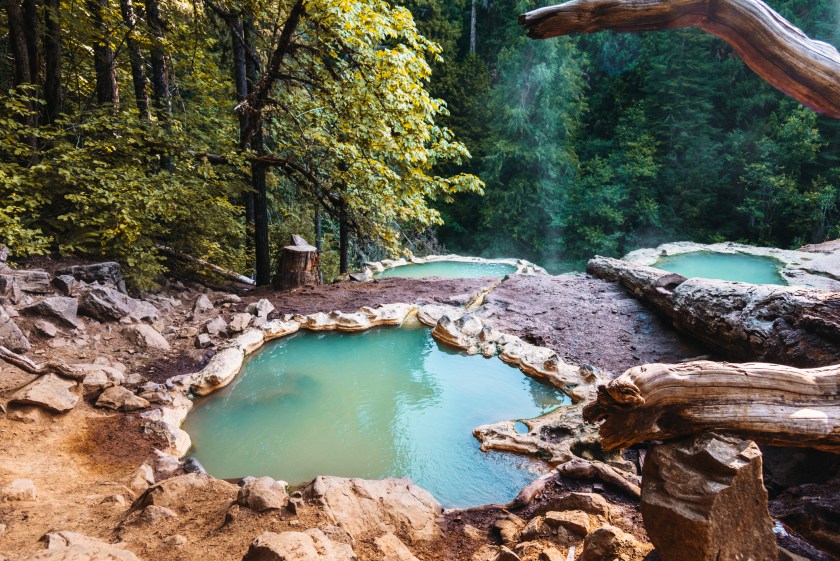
[1,249,837,560]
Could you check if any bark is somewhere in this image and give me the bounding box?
[0,345,81,379]
[43,0,62,123]
[89,0,119,105]
[469,0,477,54]
[22,0,38,84]
[339,202,349,274]
[273,237,320,290]
[314,207,322,254]
[156,245,255,285]
[118,0,150,119]
[583,360,840,452]
[4,0,33,85]
[519,0,840,119]
[144,0,170,117]
[586,256,840,367]
[252,161,271,285]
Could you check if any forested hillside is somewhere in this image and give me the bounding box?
[1,0,838,283]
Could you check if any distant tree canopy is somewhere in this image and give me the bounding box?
[0,0,482,286]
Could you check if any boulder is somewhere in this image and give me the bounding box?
[246,298,275,317]
[578,525,650,561]
[229,312,253,333]
[22,297,78,328]
[204,316,228,337]
[641,432,776,561]
[129,464,155,494]
[192,294,214,319]
[544,510,590,536]
[242,529,357,561]
[26,531,140,561]
[33,319,58,338]
[52,274,83,297]
[1,478,36,501]
[79,286,157,322]
[96,386,149,412]
[56,262,124,290]
[0,270,51,294]
[305,476,442,544]
[131,473,236,511]
[236,476,288,512]
[123,324,170,351]
[494,513,526,545]
[136,505,178,525]
[9,374,79,413]
[0,306,30,352]
[769,476,840,557]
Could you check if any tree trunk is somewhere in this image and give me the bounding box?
[583,360,840,453]
[469,0,477,54]
[314,207,322,253]
[339,203,349,274]
[5,0,33,86]
[519,0,840,119]
[145,0,170,116]
[586,256,840,367]
[43,0,62,123]
[252,159,271,286]
[273,236,320,290]
[22,0,38,84]
[118,0,150,119]
[89,0,119,106]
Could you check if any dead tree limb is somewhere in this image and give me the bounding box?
[520,0,840,119]
[0,345,81,379]
[583,360,840,452]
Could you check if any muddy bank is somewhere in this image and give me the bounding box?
[475,274,707,375]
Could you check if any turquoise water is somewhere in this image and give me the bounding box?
[654,251,787,285]
[374,260,517,279]
[183,324,568,508]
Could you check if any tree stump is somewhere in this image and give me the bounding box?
[273,235,320,290]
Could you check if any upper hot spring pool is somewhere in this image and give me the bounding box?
[653,251,787,285]
[374,260,517,279]
[183,323,568,508]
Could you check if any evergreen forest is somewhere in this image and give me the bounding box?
[2,0,839,285]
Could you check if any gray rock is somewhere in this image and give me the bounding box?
[22,296,78,328]
[237,476,288,512]
[195,333,214,349]
[228,312,253,333]
[246,298,275,317]
[33,319,58,338]
[9,374,79,413]
[183,457,207,475]
[0,270,51,294]
[136,505,178,525]
[123,324,170,350]
[204,316,227,337]
[242,529,357,561]
[35,531,139,561]
[130,464,155,494]
[96,386,150,411]
[0,306,30,352]
[55,262,124,291]
[641,432,776,561]
[79,286,157,322]
[1,478,36,501]
[179,326,198,338]
[51,275,83,297]
[192,294,213,319]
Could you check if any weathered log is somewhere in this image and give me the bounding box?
[587,256,840,367]
[273,235,320,291]
[586,255,685,318]
[0,345,82,379]
[157,245,256,285]
[583,360,840,452]
[519,0,840,119]
[556,457,641,498]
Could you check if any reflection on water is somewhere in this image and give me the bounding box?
[654,251,787,285]
[184,324,569,507]
[374,260,517,279]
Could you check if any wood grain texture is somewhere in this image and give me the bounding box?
[583,360,840,452]
[520,0,840,118]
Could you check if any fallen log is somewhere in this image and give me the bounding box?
[156,245,255,286]
[519,0,840,119]
[0,345,81,380]
[583,360,840,452]
[587,256,840,367]
[586,256,685,318]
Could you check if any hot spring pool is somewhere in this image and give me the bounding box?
[183,323,568,508]
[654,251,787,285]
[374,260,518,279]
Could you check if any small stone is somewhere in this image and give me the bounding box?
[0,522,6,536]
[578,525,648,561]
[204,316,227,337]
[192,294,213,319]
[496,546,522,561]
[551,492,611,521]
[195,333,214,349]
[162,534,188,546]
[1,478,36,501]
[493,513,525,545]
[545,510,590,536]
[48,337,67,349]
[228,312,253,333]
[129,464,155,494]
[0,306,29,352]
[33,319,58,338]
[179,326,199,338]
[102,494,127,507]
[52,274,82,296]
[123,324,171,351]
[463,524,484,541]
[96,386,150,412]
[246,298,275,317]
[237,476,288,512]
[137,505,178,525]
